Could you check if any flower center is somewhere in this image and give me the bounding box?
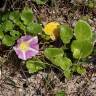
[19,42,29,51]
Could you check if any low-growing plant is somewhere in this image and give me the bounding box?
[26,20,94,79]
[87,0,96,8]
[0,7,94,79]
[0,7,42,46]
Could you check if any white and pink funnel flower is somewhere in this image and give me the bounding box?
[13,35,39,60]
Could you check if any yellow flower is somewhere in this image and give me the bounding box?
[43,22,60,40]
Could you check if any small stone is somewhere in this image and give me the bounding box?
[0,69,1,79]
[91,77,96,81]
[19,88,23,92]
[92,8,96,17]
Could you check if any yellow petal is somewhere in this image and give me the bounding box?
[43,22,60,40]
[50,34,56,40]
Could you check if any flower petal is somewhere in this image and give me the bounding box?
[25,50,39,59]
[27,36,38,44]
[17,35,32,44]
[13,46,26,60]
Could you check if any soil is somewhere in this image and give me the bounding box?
[0,0,96,96]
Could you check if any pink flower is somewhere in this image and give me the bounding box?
[13,35,39,60]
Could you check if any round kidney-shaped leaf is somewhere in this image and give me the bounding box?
[71,40,93,59]
[3,20,14,32]
[74,20,92,41]
[26,59,46,73]
[27,23,42,34]
[9,11,20,24]
[2,35,15,46]
[54,56,72,70]
[10,30,21,40]
[44,48,64,59]
[44,48,64,66]
[44,48,72,68]
[44,47,72,79]
[60,24,73,44]
[21,7,33,25]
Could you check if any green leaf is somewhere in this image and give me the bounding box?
[93,32,96,45]
[19,22,26,32]
[26,59,46,73]
[9,11,26,32]
[0,25,4,39]
[44,48,64,57]
[87,0,94,8]
[10,30,21,40]
[33,0,47,5]
[44,48,64,62]
[74,20,92,41]
[71,40,93,59]
[44,48,72,79]
[2,35,15,46]
[44,48,72,68]
[77,65,86,75]
[60,24,73,44]
[9,11,20,24]
[27,23,42,34]
[54,56,72,70]
[62,57,72,69]
[44,48,64,66]
[64,69,72,79]
[3,20,14,32]
[56,91,65,96]
[2,13,10,21]
[0,31,4,39]
[21,7,33,25]
[71,65,77,72]
[56,57,72,79]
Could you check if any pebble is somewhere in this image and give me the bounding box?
[19,88,23,92]
[91,77,96,81]
[0,69,1,79]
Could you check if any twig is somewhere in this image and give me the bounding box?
[20,63,28,81]
[0,0,8,12]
